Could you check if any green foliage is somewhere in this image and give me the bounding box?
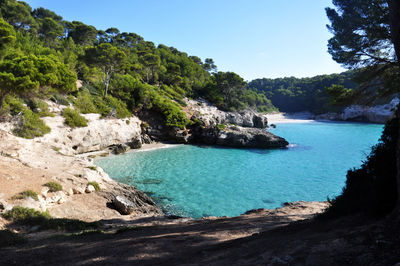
[0,17,16,51]
[86,166,97,171]
[322,116,398,218]
[0,52,77,109]
[216,124,226,130]
[104,95,131,118]
[13,108,51,138]
[83,43,127,96]
[44,181,62,192]
[249,71,358,113]
[0,0,278,132]
[3,207,50,224]
[0,230,26,247]
[326,85,355,106]
[50,93,70,106]
[326,0,399,100]
[0,0,37,31]
[1,95,24,115]
[73,89,97,114]
[28,98,53,117]
[3,206,100,231]
[62,107,88,128]
[13,190,39,201]
[87,181,100,191]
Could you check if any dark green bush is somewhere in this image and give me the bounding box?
[44,182,63,192]
[3,207,51,224]
[104,95,131,118]
[13,109,51,138]
[322,116,398,218]
[62,108,88,128]
[13,190,39,201]
[3,207,100,231]
[50,93,70,106]
[1,95,25,115]
[28,98,54,117]
[74,89,97,114]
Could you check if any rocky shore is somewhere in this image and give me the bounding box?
[315,97,398,123]
[0,99,289,222]
[141,99,288,148]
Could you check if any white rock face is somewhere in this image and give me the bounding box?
[186,99,268,128]
[41,113,142,154]
[341,97,399,123]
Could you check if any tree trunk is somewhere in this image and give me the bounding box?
[387,0,400,215]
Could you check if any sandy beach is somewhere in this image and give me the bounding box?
[265,112,315,124]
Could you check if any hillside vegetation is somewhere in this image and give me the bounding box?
[0,0,277,138]
[248,71,359,113]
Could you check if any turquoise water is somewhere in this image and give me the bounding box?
[95,122,384,218]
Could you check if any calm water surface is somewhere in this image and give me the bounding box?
[96,121,384,218]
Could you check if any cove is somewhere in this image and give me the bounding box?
[95,121,384,218]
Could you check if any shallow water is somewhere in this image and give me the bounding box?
[96,121,384,218]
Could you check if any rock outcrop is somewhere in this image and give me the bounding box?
[316,97,399,123]
[187,99,268,128]
[39,111,143,155]
[192,124,289,148]
[185,99,288,148]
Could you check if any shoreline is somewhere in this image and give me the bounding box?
[265,112,388,125]
[265,112,315,124]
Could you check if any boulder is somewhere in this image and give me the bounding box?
[72,187,85,194]
[113,195,136,215]
[111,144,130,155]
[85,185,96,193]
[141,134,152,144]
[129,138,142,149]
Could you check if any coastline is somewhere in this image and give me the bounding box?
[265,112,315,124]
[0,107,328,226]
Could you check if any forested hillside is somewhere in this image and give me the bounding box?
[248,71,358,113]
[0,0,275,138]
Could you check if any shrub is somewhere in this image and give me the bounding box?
[3,207,51,224]
[13,190,39,201]
[13,108,51,139]
[1,95,24,115]
[28,98,54,117]
[104,95,131,118]
[87,181,100,191]
[3,207,100,231]
[62,108,88,128]
[44,182,62,192]
[321,117,398,218]
[50,93,70,106]
[86,166,97,171]
[74,89,97,114]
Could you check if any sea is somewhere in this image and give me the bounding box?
[95,121,384,218]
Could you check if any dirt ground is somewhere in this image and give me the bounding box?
[1,209,399,265]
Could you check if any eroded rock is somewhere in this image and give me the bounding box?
[111,144,130,155]
[113,195,136,215]
[193,125,288,149]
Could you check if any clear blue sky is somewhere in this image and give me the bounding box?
[25,0,345,81]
